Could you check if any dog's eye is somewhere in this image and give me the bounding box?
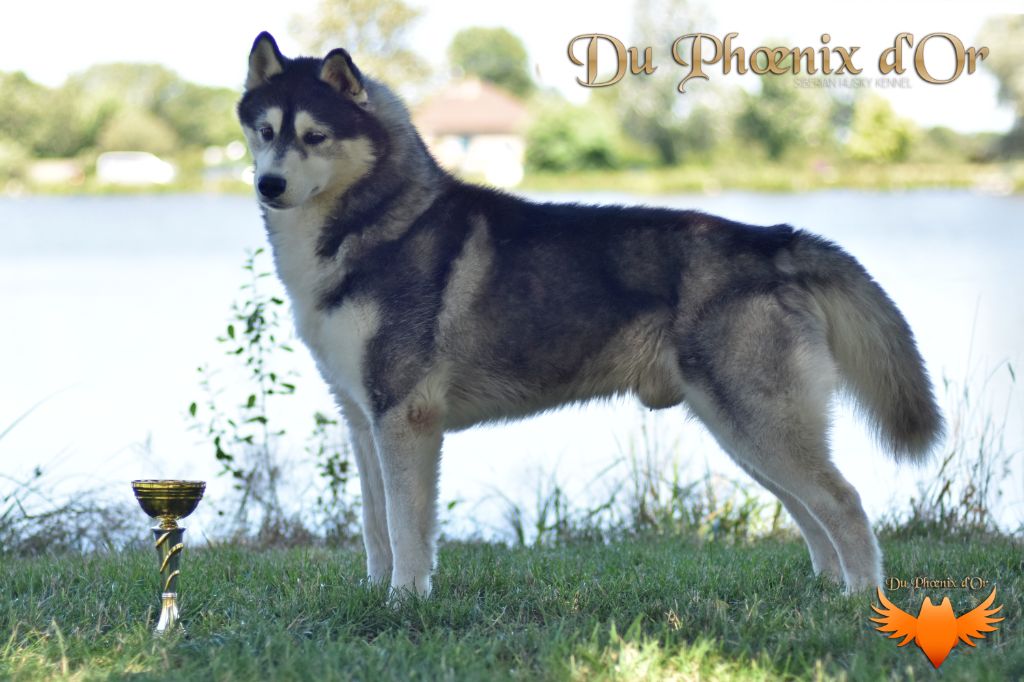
[259,126,274,142]
[303,132,327,146]
[303,131,327,146]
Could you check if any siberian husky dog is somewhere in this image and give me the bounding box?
[238,32,943,597]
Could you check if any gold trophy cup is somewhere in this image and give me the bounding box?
[131,480,206,634]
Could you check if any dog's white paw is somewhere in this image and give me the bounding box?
[390,568,432,599]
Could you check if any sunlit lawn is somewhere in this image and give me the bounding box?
[2,534,1021,680]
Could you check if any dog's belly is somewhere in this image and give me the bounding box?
[439,309,687,431]
[296,299,381,416]
[440,360,685,433]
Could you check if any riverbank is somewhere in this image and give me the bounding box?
[5,161,1022,197]
[520,161,1024,194]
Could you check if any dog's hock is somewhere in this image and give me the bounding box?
[320,49,369,106]
[246,32,285,91]
[406,402,443,433]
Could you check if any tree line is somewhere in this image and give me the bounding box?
[0,64,240,181]
[1,3,1019,186]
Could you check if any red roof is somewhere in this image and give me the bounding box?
[414,79,529,136]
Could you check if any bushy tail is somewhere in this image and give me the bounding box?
[795,233,944,462]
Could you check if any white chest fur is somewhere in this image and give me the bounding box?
[265,205,380,415]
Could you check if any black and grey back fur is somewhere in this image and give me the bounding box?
[238,32,943,597]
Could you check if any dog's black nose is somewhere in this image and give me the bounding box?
[258,175,287,199]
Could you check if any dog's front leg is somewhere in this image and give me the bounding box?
[339,398,393,584]
[374,404,443,598]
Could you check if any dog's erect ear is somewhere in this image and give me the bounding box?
[320,48,369,106]
[246,32,285,90]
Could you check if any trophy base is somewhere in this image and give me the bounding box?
[154,592,182,635]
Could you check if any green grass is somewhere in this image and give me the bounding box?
[13,160,1024,197]
[2,534,1021,680]
[520,161,1024,194]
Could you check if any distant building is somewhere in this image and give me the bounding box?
[414,79,529,187]
[27,159,85,186]
[96,152,176,185]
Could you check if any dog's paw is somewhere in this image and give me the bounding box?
[385,582,431,610]
[842,573,883,596]
[389,570,432,599]
[812,563,844,585]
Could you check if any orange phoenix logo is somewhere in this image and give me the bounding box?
[871,587,1004,668]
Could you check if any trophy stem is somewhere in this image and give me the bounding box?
[151,523,186,634]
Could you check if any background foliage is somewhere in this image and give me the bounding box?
[449,27,535,98]
[0,7,1020,189]
[290,0,429,89]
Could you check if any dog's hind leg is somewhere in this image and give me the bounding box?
[339,398,392,584]
[734,462,842,582]
[687,372,880,592]
[374,379,446,598]
[754,447,881,593]
[683,293,881,593]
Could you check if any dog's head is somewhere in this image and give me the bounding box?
[237,32,379,210]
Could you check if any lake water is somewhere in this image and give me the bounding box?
[1,190,1022,540]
